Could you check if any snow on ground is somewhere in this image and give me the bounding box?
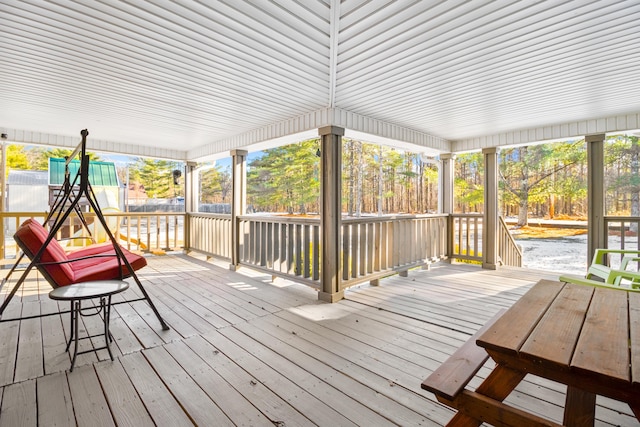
[516,233,639,275]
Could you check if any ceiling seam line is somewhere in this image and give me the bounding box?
[328,0,340,109]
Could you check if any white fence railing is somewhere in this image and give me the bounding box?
[237,215,321,288]
[341,215,448,288]
[603,216,640,269]
[1,211,184,261]
[498,216,523,267]
[448,213,522,267]
[187,213,232,260]
[449,213,482,262]
[189,214,450,290]
[2,211,522,290]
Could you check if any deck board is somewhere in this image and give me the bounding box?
[0,379,36,427]
[67,365,115,426]
[184,334,316,426]
[119,352,193,426]
[206,328,359,426]
[221,324,395,426]
[94,360,154,427]
[0,255,637,426]
[241,314,439,425]
[143,346,235,426]
[163,340,274,427]
[36,372,74,427]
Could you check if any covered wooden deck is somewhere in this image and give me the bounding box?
[0,255,636,426]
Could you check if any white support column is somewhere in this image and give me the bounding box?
[440,153,456,261]
[587,134,606,265]
[0,139,6,257]
[440,153,455,215]
[184,161,198,213]
[482,147,499,270]
[230,149,248,271]
[319,126,344,303]
[183,161,197,253]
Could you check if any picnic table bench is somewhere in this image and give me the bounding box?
[422,279,640,427]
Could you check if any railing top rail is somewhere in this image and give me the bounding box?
[187,212,231,219]
[450,213,483,218]
[98,211,185,217]
[0,212,48,218]
[237,214,320,225]
[604,216,640,222]
[342,213,447,224]
[235,213,449,225]
[0,211,186,219]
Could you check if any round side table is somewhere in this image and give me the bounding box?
[49,280,129,371]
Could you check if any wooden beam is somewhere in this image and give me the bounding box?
[230,149,248,271]
[586,133,606,267]
[482,147,499,269]
[319,126,344,302]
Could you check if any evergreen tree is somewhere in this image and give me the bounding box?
[607,134,640,218]
[200,165,231,204]
[129,158,182,199]
[499,141,585,226]
[247,139,319,213]
[455,152,484,213]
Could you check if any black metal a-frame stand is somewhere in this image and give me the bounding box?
[0,129,169,330]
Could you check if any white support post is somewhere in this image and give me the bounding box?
[587,134,606,266]
[440,153,456,260]
[183,161,197,252]
[0,140,6,257]
[184,161,198,213]
[440,153,455,215]
[0,141,5,213]
[230,149,248,271]
[319,126,344,303]
[482,147,499,270]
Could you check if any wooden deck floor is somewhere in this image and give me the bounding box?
[0,254,637,426]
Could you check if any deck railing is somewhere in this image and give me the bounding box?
[341,214,448,288]
[187,213,232,260]
[1,211,184,261]
[449,213,482,263]
[187,214,450,290]
[448,213,522,267]
[237,215,321,288]
[0,212,48,261]
[604,216,640,252]
[2,210,521,288]
[498,216,523,266]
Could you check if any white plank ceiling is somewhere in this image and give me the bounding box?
[2,0,640,160]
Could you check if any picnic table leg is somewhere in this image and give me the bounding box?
[628,401,640,421]
[563,386,596,427]
[446,364,525,427]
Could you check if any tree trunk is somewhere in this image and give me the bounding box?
[518,198,529,226]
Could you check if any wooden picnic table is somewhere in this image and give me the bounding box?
[425,279,640,426]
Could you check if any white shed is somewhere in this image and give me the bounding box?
[6,170,49,213]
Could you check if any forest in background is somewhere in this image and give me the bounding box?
[242,134,640,226]
[5,133,640,225]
